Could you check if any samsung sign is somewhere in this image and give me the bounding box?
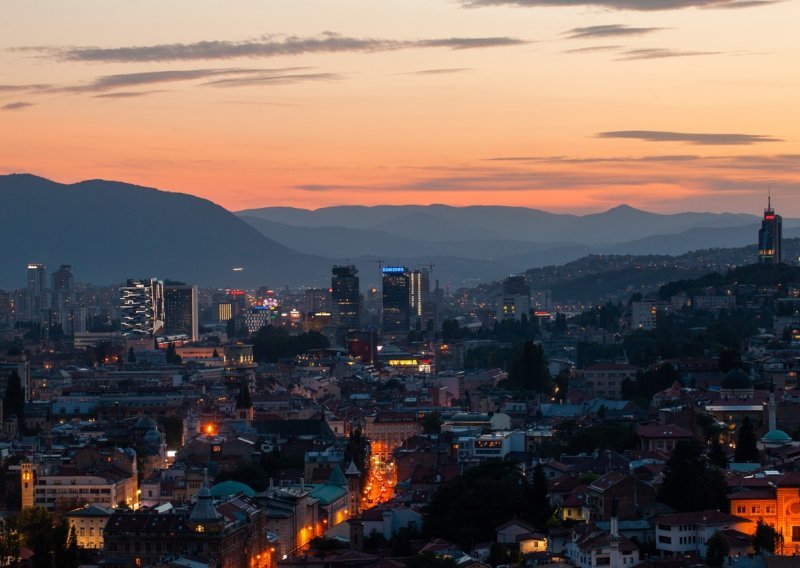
[382,266,406,274]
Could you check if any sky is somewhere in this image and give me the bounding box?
[1,0,798,214]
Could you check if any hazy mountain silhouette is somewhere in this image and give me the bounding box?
[0,174,328,288]
[238,203,766,244]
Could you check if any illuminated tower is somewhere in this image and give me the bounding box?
[21,462,35,509]
[758,195,782,264]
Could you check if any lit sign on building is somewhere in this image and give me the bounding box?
[382,266,405,274]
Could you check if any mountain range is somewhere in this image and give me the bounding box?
[1,173,794,289]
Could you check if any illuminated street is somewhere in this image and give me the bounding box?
[361,455,396,510]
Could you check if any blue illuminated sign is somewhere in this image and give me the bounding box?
[382,266,405,274]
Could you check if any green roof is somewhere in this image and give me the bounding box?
[211,480,256,498]
[762,429,792,443]
[309,484,347,505]
[327,466,347,487]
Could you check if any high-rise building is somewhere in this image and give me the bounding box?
[164,283,199,341]
[119,278,165,336]
[758,196,782,264]
[497,275,531,322]
[50,264,74,315]
[382,266,411,335]
[26,263,48,321]
[409,269,430,327]
[331,265,360,333]
[304,288,330,316]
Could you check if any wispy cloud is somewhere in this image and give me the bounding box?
[397,68,473,76]
[39,32,527,63]
[93,90,166,99]
[564,24,663,39]
[597,130,782,145]
[461,0,776,11]
[563,44,623,53]
[0,83,51,92]
[1,101,34,110]
[202,72,343,88]
[616,47,721,59]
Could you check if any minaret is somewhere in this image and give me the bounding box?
[768,381,777,432]
[609,497,621,568]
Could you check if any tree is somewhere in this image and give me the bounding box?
[705,530,729,567]
[708,436,729,469]
[0,518,20,567]
[2,370,24,429]
[15,506,54,568]
[734,416,760,463]
[506,341,551,393]
[753,520,781,554]
[527,464,552,529]
[659,440,728,512]
[421,412,443,435]
[127,346,136,363]
[212,348,219,358]
[424,461,541,550]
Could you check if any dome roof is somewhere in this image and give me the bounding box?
[721,368,752,390]
[210,480,256,498]
[144,427,162,446]
[189,487,221,523]
[762,429,792,444]
[134,416,158,430]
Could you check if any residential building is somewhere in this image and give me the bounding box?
[583,364,637,399]
[119,278,165,336]
[164,282,199,341]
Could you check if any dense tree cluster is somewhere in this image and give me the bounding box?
[658,441,728,513]
[424,461,551,550]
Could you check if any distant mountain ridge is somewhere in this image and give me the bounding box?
[237,204,797,285]
[1,174,793,291]
[237,203,772,244]
[0,174,329,288]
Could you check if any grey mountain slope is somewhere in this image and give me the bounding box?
[0,174,329,288]
[239,216,576,259]
[237,203,765,244]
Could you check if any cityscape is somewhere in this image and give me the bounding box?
[2,1,800,567]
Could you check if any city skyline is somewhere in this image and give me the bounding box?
[1,0,798,214]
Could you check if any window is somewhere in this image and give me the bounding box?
[659,536,672,544]
[792,526,800,542]
[736,505,746,514]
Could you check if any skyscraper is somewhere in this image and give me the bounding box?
[120,278,165,336]
[409,269,430,327]
[164,283,199,341]
[382,266,410,335]
[331,265,360,332]
[51,264,74,314]
[26,263,47,321]
[758,196,782,264]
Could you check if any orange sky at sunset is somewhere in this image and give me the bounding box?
[2,0,798,214]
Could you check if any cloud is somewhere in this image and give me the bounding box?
[398,68,473,75]
[93,90,166,99]
[67,68,305,93]
[616,48,721,59]
[460,0,776,11]
[202,72,343,88]
[1,101,34,110]
[0,83,51,92]
[43,32,527,63]
[563,45,623,53]
[564,24,663,39]
[597,130,782,145]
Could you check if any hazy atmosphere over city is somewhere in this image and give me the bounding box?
[4,2,800,568]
